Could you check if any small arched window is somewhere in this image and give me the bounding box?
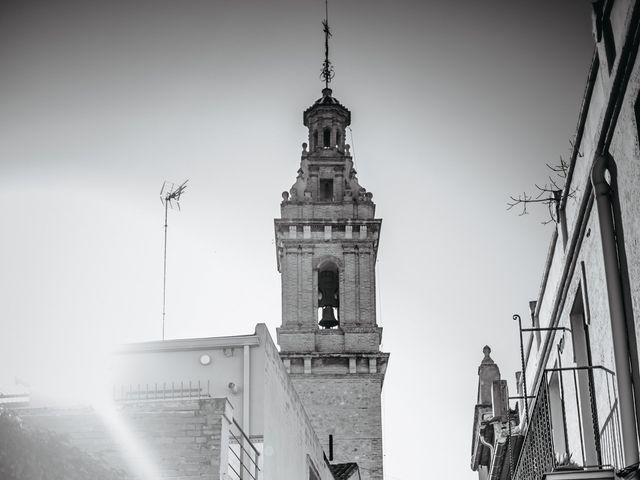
[323,128,331,148]
[336,130,341,148]
[313,130,318,149]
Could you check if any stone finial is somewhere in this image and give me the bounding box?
[302,142,308,153]
[482,345,494,364]
[282,191,290,201]
[478,345,500,404]
[345,144,351,155]
[289,168,306,202]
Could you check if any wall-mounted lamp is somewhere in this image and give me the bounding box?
[228,382,239,395]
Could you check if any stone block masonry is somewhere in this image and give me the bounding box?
[18,397,233,480]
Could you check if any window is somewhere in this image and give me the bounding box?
[313,130,318,149]
[336,130,341,148]
[548,368,569,459]
[319,179,333,201]
[323,127,331,148]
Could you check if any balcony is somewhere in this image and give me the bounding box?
[513,366,622,480]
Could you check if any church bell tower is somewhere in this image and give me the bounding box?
[274,8,388,479]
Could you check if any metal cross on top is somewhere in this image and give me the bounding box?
[320,0,335,88]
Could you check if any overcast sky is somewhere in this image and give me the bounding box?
[0,1,594,478]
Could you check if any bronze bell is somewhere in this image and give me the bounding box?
[319,306,339,329]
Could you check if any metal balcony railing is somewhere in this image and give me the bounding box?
[600,399,623,469]
[227,418,261,480]
[513,365,622,480]
[513,380,555,480]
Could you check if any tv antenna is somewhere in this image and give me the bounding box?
[160,179,188,340]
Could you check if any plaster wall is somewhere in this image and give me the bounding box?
[110,332,265,437]
[261,327,334,480]
[609,48,640,378]
[565,59,604,232]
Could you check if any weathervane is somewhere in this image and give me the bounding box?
[160,179,188,341]
[320,0,335,88]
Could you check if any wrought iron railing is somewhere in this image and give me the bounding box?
[113,380,211,401]
[228,418,261,480]
[513,379,555,480]
[512,365,622,480]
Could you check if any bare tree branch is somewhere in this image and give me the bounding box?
[507,154,577,224]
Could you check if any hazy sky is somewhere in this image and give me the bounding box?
[0,1,594,478]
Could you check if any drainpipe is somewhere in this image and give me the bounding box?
[478,428,495,479]
[591,154,639,466]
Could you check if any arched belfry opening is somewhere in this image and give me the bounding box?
[318,262,339,328]
[323,127,331,148]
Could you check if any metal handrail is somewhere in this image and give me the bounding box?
[544,365,615,376]
[232,418,261,458]
[229,431,260,470]
[227,418,260,480]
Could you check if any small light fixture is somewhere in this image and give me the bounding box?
[199,354,212,366]
[228,382,239,394]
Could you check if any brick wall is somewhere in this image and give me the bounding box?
[290,375,384,480]
[18,398,232,480]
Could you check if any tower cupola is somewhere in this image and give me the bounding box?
[304,87,351,153]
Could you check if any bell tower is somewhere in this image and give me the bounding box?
[274,7,388,479]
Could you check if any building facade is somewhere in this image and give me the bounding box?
[275,86,389,480]
[9,44,386,480]
[471,2,640,480]
[19,325,341,480]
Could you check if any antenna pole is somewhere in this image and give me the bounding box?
[162,199,169,341]
[159,179,188,341]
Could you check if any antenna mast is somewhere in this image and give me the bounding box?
[160,179,188,340]
[320,0,334,88]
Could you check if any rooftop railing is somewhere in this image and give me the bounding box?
[113,380,211,401]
